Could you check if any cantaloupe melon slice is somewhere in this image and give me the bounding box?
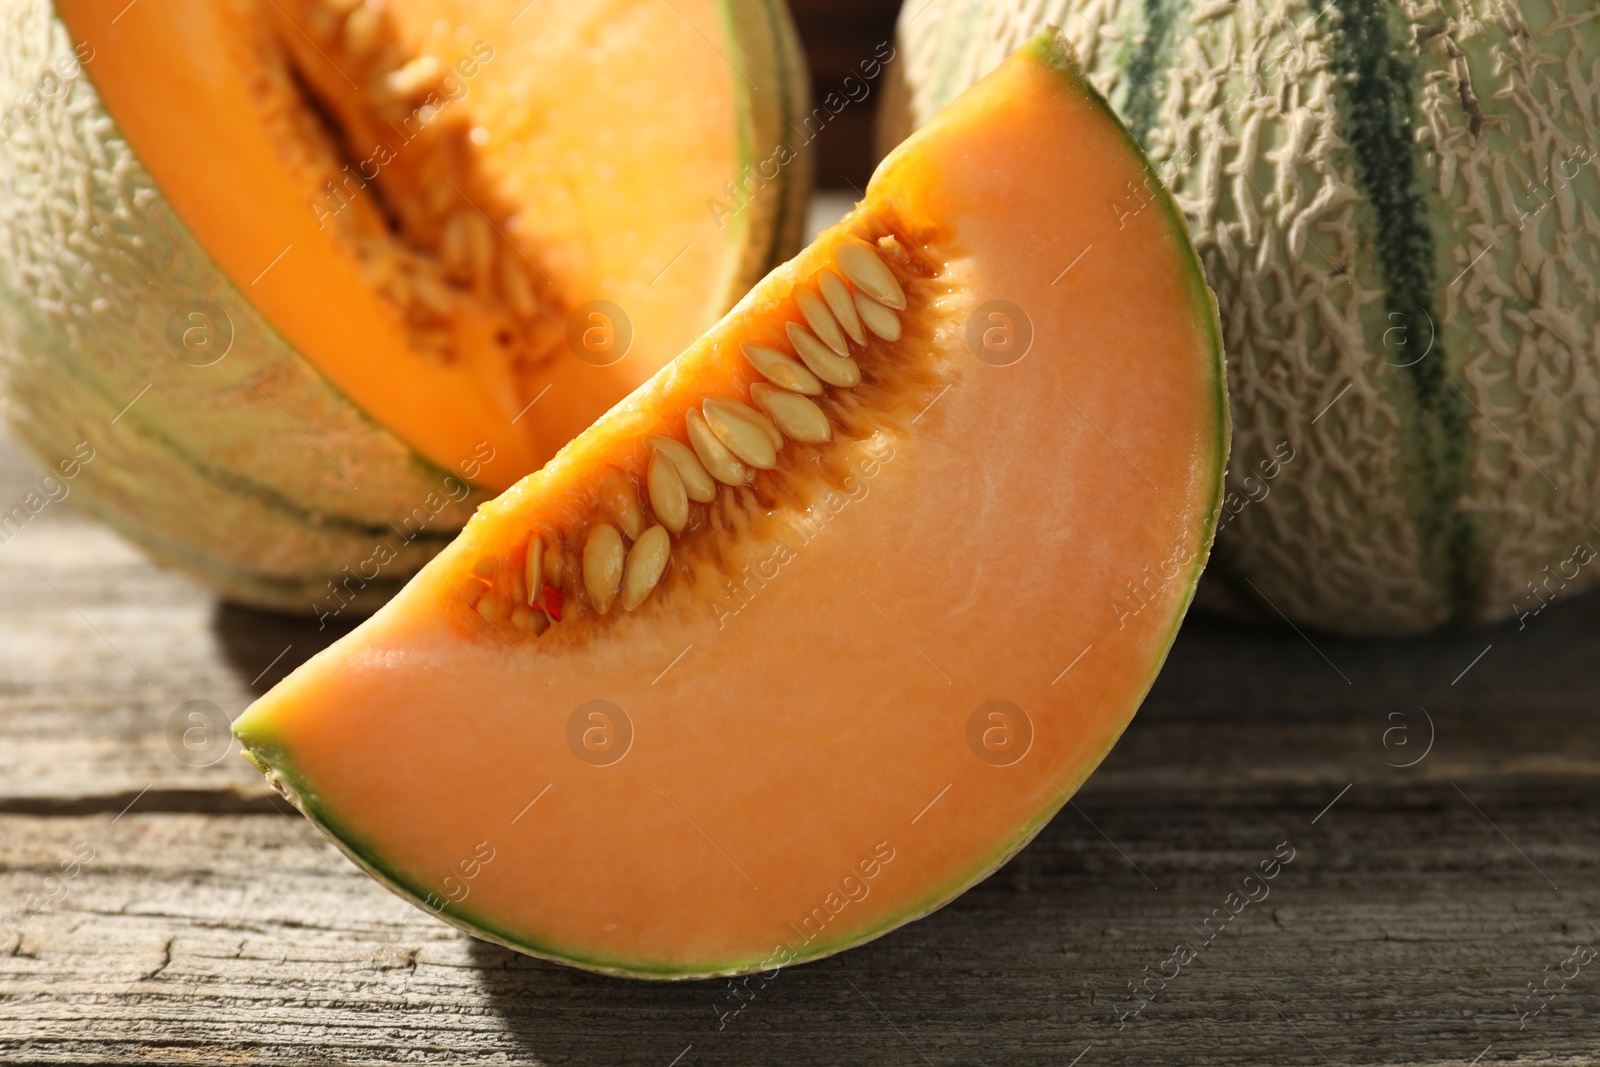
[235,31,1228,979]
[0,0,807,608]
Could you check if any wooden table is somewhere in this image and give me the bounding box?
[2,415,1598,1065]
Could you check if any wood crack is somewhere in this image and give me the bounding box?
[0,789,293,818]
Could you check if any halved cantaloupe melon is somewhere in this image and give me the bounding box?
[234,31,1228,979]
[0,0,807,608]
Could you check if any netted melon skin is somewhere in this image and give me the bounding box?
[890,0,1600,635]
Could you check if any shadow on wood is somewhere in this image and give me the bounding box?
[455,601,1600,1066]
[210,601,360,696]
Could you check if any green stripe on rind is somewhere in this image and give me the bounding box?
[1326,0,1481,622]
[1119,0,1190,144]
[756,0,813,275]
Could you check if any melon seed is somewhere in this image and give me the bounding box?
[523,535,544,607]
[818,270,866,346]
[500,256,538,319]
[386,55,441,98]
[463,210,494,289]
[794,285,849,356]
[441,211,470,280]
[476,591,509,623]
[543,539,565,587]
[343,6,380,56]
[685,409,751,486]
[750,384,831,444]
[411,270,457,317]
[837,239,907,310]
[710,394,783,450]
[302,3,338,40]
[601,466,646,540]
[853,290,902,342]
[582,523,625,615]
[742,343,824,396]
[748,403,784,451]
[511,604,550,635]
[647,449,690,533]
[647,434,718,502]
[621,525,671,611]
[786,321,861,387]
[703,398,779,469]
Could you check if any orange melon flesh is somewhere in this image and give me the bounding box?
[54,0,777,490]
[235,32,1227,978]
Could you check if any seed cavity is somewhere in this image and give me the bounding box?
[787,321,861,388]
[277,0,564,394]
[854,290,903,343]
[819,270,866,346]
[621,526,671,611]
[468,229,913,631]
[647,449,690,533]
[837,239,907,310]
[686,408,751,486]
[647,434,718,503]
[582,524,625,616]
[743,343,824,396]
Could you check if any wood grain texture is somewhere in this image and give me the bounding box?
[2,427,1599,1066]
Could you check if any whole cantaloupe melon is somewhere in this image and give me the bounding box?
[882,0,1600,635]
[0,0,809,613]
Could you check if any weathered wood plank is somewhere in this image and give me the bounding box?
[0,784,1594,1067]
[4,405,1600,1064]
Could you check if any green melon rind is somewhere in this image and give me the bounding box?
[894,0,1600,635]
[1321,0,1480,622]
[0,0,798,612]
[236,30,1230,980]
[0,3,485,610]
[757,0,816,276]
[714,0,813,301]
